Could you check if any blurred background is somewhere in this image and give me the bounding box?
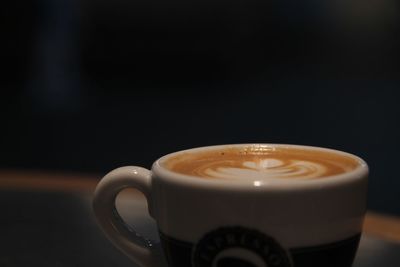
[1,0,400,216]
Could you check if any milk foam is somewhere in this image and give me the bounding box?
[163,145,359,180]
[202,158,327,180]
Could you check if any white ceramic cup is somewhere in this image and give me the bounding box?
[93,144,368,267]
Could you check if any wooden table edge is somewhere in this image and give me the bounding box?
[0,170,399,243]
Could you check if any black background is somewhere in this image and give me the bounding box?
[2,0,400,215]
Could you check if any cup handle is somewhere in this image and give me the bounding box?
[93,166,163,267]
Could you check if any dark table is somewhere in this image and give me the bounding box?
[1,170,399,267]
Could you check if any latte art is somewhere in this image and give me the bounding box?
[163,145,359,180]
[203,159,327,180]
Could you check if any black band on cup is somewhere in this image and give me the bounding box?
[290,234,361,267]
[159,230,361,267]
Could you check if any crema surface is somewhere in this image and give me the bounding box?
[163,145,359,180]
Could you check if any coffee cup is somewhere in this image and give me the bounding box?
[93,144,368,267]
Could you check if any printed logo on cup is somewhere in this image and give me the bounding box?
[192,227,292,267]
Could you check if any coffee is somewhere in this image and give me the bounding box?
[94,143,368,267]
[163,145,359,180]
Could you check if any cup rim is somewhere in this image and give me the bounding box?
[152,144,369,191]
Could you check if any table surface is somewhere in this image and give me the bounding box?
[0,170,399,267]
